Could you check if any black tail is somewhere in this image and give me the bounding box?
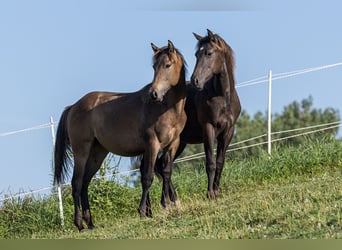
[54,106,72,185]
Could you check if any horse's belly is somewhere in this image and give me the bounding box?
[96,130,145,157]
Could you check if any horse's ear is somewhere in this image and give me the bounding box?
[168,40,175,53]
[207,29,220,46]
[151,43,160,54]
[193,32,203,41]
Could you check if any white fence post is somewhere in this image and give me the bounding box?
[50,116,64,226]
[267,70,272,156]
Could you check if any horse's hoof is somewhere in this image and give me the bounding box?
[138,209,150,218]
[76,223,85,232]
[207,191,217,201]
[146,210,153,218]
[173,199,182,208]
[160,200,168,209]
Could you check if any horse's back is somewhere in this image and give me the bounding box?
[67,91,123,128]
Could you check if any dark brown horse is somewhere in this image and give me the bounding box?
[153,29,241,205]
[53,40,187,231]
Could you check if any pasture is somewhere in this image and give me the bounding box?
[0,137,341,239]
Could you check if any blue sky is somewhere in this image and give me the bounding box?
[0,0,341,196]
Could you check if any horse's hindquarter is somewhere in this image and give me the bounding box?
[67,92,118,149]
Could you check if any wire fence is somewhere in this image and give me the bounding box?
[0,61,341,207]
[236,62,342,88]
[0,120,340,203]
[174,121,342,163]
[0,123,53,137]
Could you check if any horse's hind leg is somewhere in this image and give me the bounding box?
[81,141,108,229]
[72,147,91,231]
[203,123,216,200]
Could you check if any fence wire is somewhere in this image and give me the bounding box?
[1,120,340,202]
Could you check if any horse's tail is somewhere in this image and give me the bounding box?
[54,106,72,185]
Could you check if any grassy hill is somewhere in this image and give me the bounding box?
[1,137,342,239]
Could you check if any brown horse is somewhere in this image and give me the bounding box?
[53,40,187,231]
[153,29,241,205]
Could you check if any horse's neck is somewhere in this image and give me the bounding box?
[213,62,232,101]
[167,75,187,114]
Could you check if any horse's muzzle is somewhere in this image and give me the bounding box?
[191,75,203,90]
[148,88,163,102]
[150,89,158,100]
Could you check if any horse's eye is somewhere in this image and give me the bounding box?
[206,51,212,57]
[165,63,171,68]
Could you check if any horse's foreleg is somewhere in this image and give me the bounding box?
[138,143,158,218]
[158,142,185,207]
[214,127,233,198]
[160,152,171,208]
[203,123,216,200]
[160,138,181,208]
[170,142,186,204]
[146,192,152,217]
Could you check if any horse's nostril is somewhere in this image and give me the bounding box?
[150,90,158,100]
[191,76,199,86]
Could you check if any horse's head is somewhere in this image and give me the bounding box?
[191,29,232,90]
[149,40,185,102]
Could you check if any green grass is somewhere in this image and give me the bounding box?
[1,137,342,239]
[32,170,342,239]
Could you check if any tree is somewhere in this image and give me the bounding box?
[231,96,340,158]
[272,95,340,145]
